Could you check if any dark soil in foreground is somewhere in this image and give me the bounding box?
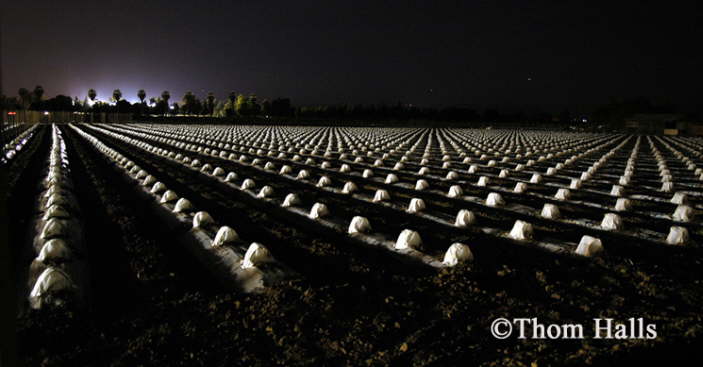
[11,127,703,366]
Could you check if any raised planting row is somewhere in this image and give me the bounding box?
[101,123,700,255]
[22,125,89,311]
[74,123,479,268]
[1,124,40,165]
[124,124,702,217]
[68,123,290,292]
[85,123,640,262]
[12,123,703,367]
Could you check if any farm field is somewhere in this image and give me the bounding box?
[5,123,703,366]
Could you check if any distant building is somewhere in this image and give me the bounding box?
[624,114,703,135]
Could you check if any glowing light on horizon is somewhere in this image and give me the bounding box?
[74,86,152,104]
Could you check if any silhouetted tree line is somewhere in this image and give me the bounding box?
[591,97,683,124]
[2,87,699,124]
[1,86,77,111]
[0,86,293,118]
[293,104,558,123]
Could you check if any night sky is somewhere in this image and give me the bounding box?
[2,0,701,112]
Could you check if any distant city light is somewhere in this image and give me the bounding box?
[44,111,50,115]
[8,111,17,115]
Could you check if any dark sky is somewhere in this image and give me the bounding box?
[2,0,701,112]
